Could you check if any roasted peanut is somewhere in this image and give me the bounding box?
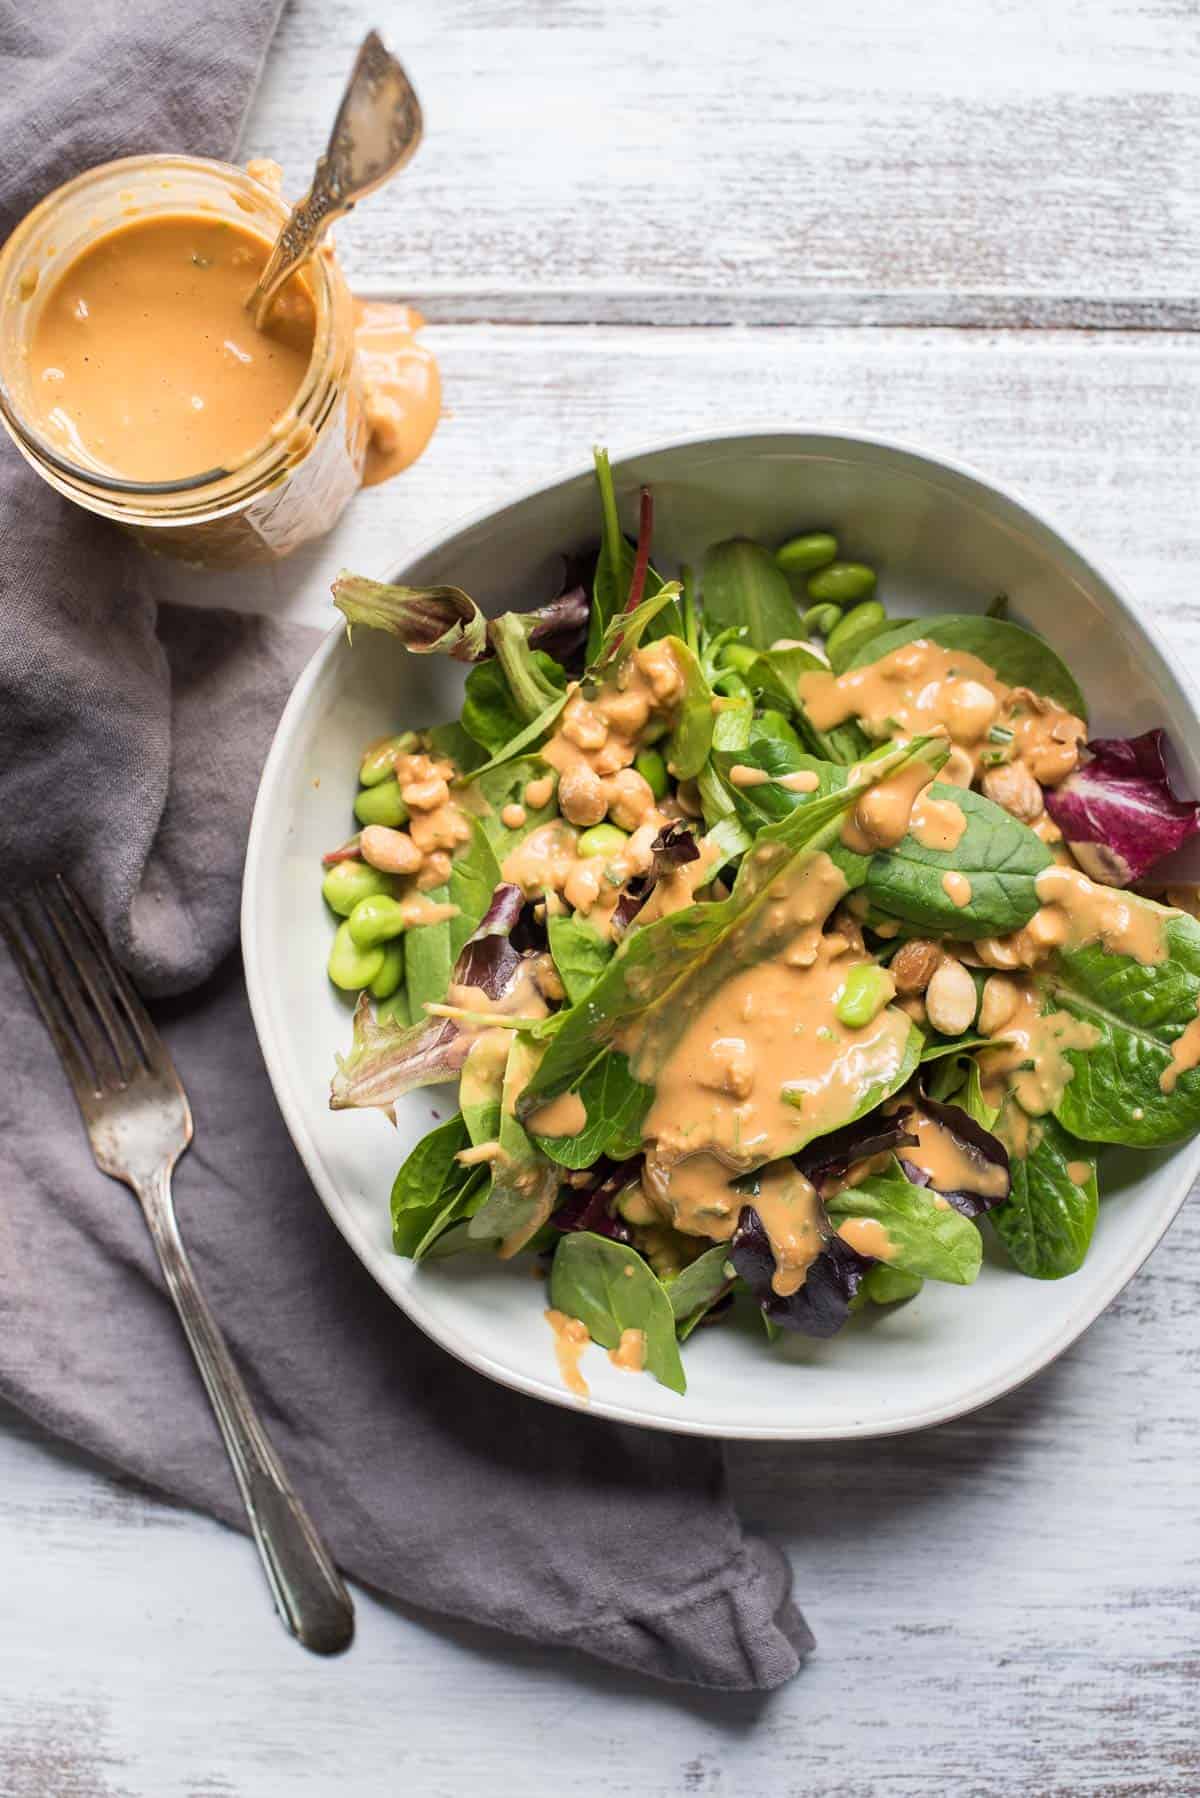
[359,825,423,875]
[556,762,607,827]
[981,762,1045,822]
[924,956,979,1036]
[978,974,1021,1036]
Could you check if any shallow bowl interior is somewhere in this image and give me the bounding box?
[243,430,1200,1438]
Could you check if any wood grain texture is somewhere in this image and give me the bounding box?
[242,0,1200,327]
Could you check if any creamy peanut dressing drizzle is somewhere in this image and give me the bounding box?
[545,1309,590,1397]
[942,871,973,907]
[977,982,1100,1119]
[835,1217,897,1260]
[746,1163,826,1295]
[1032,866,1172,964]
[527,1090,589,1138]
[904,1110,1010,1200]
[798,640,1084,785]
[1067,1160,1093,1185]
[608,1328,648,1372]
[729,764,771,788]
[909,794,967,852]
[1161,1005,1200,1094]
[354,299,441,486]
[841,755,938,854]
[777,770,821,794]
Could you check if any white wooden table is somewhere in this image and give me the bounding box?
[4,3,1199,1792]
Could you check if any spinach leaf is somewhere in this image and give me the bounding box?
[989,1112,1098,1278]
[549,1231,687,1394]
[467,1036,561,1250]
[522,739,944,1126]
[846,614,1088,719]
[391,1115,477,1257]
[428,719,487,774]
[463,653,566,753]
[404,892,454,1020]
[920,1033,998,1064]
[448,820,503,961]
[410,1169,490,1261]
[475,754,559,859]
[864,781,1053,939]
[458,690,568,784]
[864,1265,923,1305]
[702,539,801,651]
[1031,903,1200,1146]
[825,1165,983,1284]
[529,1051,652,1169]
[666,1244,733,1336]
[547,914,614,1005]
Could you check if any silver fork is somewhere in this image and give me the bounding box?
[0,876,354,1655]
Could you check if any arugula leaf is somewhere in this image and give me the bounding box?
[529,1052,652,1169]
[522,738,945,1123]
[702,539,801,650]
[864,781,1053,939]
[665,1244,733,1337]
[391,1115,479,1257]
[1032,903,1200,1146]
[845,613,1088,719]
[989,1112,1098,1278]
[547,914,614,1005]
[825,1165,983,1285]
[549,1231,687,1394]
[463,653,567,753]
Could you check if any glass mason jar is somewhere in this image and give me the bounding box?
[0,155,367,568]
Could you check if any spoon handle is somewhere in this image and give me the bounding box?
[249,30,423,328]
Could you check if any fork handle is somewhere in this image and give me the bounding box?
[137,1164,354,1654]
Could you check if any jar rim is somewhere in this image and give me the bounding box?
[0,153,344,507]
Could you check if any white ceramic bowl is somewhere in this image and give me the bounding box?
[243,430,1200,1440]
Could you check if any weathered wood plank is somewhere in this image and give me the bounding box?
[241,0,1200,327]
[158,325,1200,667]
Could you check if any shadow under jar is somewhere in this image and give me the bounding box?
[0,155,367,568]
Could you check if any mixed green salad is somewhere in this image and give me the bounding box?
[320,449,1200,1396]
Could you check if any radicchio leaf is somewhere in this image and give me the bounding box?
[330,882,529,1114]
[333,573,489,662]
[794,1108,918,1186]
[610,825,700,937]
[1044,729,1200,886]
[899,1094,1011,1219]
[549,1157,639,1243]
[730,1205,871,1338]
[524,567,591,672]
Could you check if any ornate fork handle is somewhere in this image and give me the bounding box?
[138,1163,353,1654]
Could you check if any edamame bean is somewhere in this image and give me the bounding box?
[633,748,668,800]
[824,599,887,666]
[712,669,752,700]
[354,777,409,828]
[358,731,418,787]
[775,532,838,577]
[347,893,409,949]
[834,963,896,1028]
[717,642,760,676]
[801,602,843,637]
[806,562,877,605]
[368,940,406,1000]
[321,860,395,917]
[577,822,630,859]
[327,920,385,992]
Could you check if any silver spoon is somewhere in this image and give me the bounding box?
[247,29,423,329]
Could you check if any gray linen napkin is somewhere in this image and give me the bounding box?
[0,1,811,1688]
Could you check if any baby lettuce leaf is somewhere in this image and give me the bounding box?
[664,636,715,780]
[665,1245,734,1339]
[332,573,488,662]
[467,1036,561,1251]
[458,1032,507,1145]
[845,613,1087,719]
[863,1264,923,1305]
[547,914,614,1005]
[489,613,569,723]
[475,755,560,860]
[463,653,567,754]
[825,1166,983,1285]
[391,1115,479,1257]
[1033,900,1200,1147]
[428,719,488,774]
[521,738,945,1129]
[549,1231,687,1395]
[864,782,1052,939]
[529,1050,651,1168]
[702,539,801,651]
[989,1112,1098,1279]
[449,820,503,960]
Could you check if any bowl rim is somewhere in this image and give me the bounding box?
[241,424,1200,1440]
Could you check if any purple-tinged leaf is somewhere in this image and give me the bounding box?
[550,1158,639,1243]
[900,1093,1011,1219]
[1044,729,1200,886]
[321,833,362,866]
[730,1205,870,1338]
[649,822,700,878]
[524,577,591,672]
[333,572,489,662]
[795,1108,918,1186]
[330,999,471,1115]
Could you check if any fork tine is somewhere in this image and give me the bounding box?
[53,879,169,1076]
[41,879,144,1081]
[20,893,128,1091]
[0,900,103,1107]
